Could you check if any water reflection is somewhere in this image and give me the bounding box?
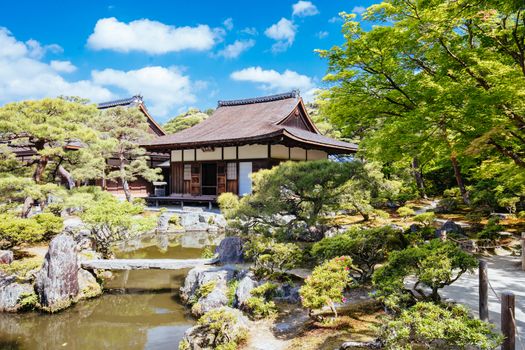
[0,231,223,350]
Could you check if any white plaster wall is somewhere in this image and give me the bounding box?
[307,149,328,160]
[238,144,268,159]
[271,144,289,159]
[183,149,195,161]
[196,147,222,161]
[290,147,306,160]
[223,147,236,160]
[171,150,182,162]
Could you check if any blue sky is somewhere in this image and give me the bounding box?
[0,0,377,122]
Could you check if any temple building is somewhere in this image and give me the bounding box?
[144,91,357,202]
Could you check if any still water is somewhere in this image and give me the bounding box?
[0,231,223,350]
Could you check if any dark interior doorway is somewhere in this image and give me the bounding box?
[201,163,217,195]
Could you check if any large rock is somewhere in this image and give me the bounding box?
[215,237,244,264]
[180,306,249,350]
[235,272,258,307]
[0,273,34,312]
[77,269,102,300]
[180,265,236,316]
[35,234,79,312]
[440,220,464,235]
[0,250,13,264]
[156,212,171,232]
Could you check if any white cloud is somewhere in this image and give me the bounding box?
[328,16,342,23]
[92,66,196,117]
[240,27,258,36]
[352,6,366,14]
[316,31,329,39]
[292,1,319,17]
[230,66,317,100]
[87,17,217,54]
[25,39,62,59]
[217,39,255,59]
[264,18,297,53]
[0,28,113,104]
[50,60,77,73]
[223,18,233,31]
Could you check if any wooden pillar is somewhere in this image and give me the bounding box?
[501,291,515,350]
[479,260,489,322]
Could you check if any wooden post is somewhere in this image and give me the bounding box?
[479,260,489,322]
[501,291,515,350]
[521,233,525,271]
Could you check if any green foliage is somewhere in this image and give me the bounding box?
[478,217,503,242]
[96,106,162,202]
[244,282,278,319]
[191,308,248,350]
[373,240,478,310]
[33,213,64,239]
[226,280,239,307]
[318,0,525,208]
[0,215,46,248]
[18,292,39,310]
[396,206,415,219]
[413,212,436,228]
[163,108,208,134]
[300,256,354,318]
[311,226,405,282]
[201,246,216,259]
[435,198,459,214]
[381,302,502,350]
[244,236,302,278]
[0,257,43,279]
[217,192,240,219]
[232,160,398,241]
[168,214,180,226]
[80,197,156,257]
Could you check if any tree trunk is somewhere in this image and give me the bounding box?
[33,156,48,183]
[21,196,33,218]
[450,154,469,204]
[411,157,427,198]
[119,157,132,202]
[58,165,75,190]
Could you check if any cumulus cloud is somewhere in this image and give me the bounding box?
[328,16,342,23]
[352,6,366,14]
[264,18,297,53]
[92,66,196,117]
[316,31,329,39]
[0,28,113,104]
[292,1,319,17]
[217,39,255,59]
[223,18,233,31]
[50,60,77,73]
[240,27,258,36]
[87,17,217,54]
[230,66,317,100]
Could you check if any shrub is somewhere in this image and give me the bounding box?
[0,257,43,279]
[311,226,405,282]
[244,282,278,319]
[217,192,240,219]
[300,256,354,318]
[381,302,502,350]
[45,203,64,216]
[497,196,519,214]
[33,212,64,239]
[413,212,436,228]
[373,240,478,310]
[201,246,216,259]
[186,308,248,350]
[0,214,46,248]
[226,280,239,307]
[435,197,458,213]
[244,237,302,278]
[443,187,461,198]
[396,206,415,219]
[477,217,503,242]
[80,197,156,257]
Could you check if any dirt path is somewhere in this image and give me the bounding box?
[244,319,291,350]
[441,255,525,349]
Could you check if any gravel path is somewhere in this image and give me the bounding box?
[441,255,525,349]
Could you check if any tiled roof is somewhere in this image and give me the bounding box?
[144,92,357,153]
[97,95,143,109]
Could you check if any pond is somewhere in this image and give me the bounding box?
[0,231,223,350]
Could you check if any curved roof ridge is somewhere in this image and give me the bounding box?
[218,90,299,107]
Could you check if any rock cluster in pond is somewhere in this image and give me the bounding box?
[35,234,80,312]
[181,265,237,316]
[0,273,33,312]
[180,306,249,350]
